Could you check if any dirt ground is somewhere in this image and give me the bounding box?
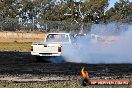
[0,52,131,82]
[0,52,131,88]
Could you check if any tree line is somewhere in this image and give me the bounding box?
[0,0,131,32]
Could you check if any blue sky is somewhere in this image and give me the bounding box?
[108,0,132,9]
[57,0,132,9]
[108,0,118,9]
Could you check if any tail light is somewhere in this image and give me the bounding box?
[31,46,33,51]
[58,47,61,52]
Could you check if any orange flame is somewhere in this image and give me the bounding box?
[81,67,89,78]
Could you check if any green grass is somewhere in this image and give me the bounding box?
[0,82,131,88]
[0,42,32,52]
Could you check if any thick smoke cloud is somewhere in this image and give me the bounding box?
[62,23,132,64]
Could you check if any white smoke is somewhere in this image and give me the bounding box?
[62,23,132,64]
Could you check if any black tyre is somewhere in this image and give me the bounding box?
[36,56,43,62]
[81,78,91,86]
[36,56,50,62]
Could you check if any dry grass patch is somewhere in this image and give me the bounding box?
[0,42,32,52]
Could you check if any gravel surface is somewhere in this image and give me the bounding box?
[0,51,132,82]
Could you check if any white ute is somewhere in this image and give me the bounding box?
[31,33,74,61]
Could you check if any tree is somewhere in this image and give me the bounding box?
[106,0,132,23]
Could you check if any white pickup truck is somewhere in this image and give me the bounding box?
[31,33,75,61]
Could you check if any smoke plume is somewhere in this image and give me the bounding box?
[62,23,132,64]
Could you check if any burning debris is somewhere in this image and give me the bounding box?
[81,67,89,78]
[81,67,91,86]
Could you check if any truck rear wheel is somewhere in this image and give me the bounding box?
[36,56,50,62]
[36,56,41,62]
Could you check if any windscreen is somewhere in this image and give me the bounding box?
[45,34,69,43]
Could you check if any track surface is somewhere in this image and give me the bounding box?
[0,52,132,82]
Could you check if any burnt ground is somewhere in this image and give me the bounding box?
[0,51,132,82]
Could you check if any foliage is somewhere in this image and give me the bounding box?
[106,0,132,23]
[0,0,131,32]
